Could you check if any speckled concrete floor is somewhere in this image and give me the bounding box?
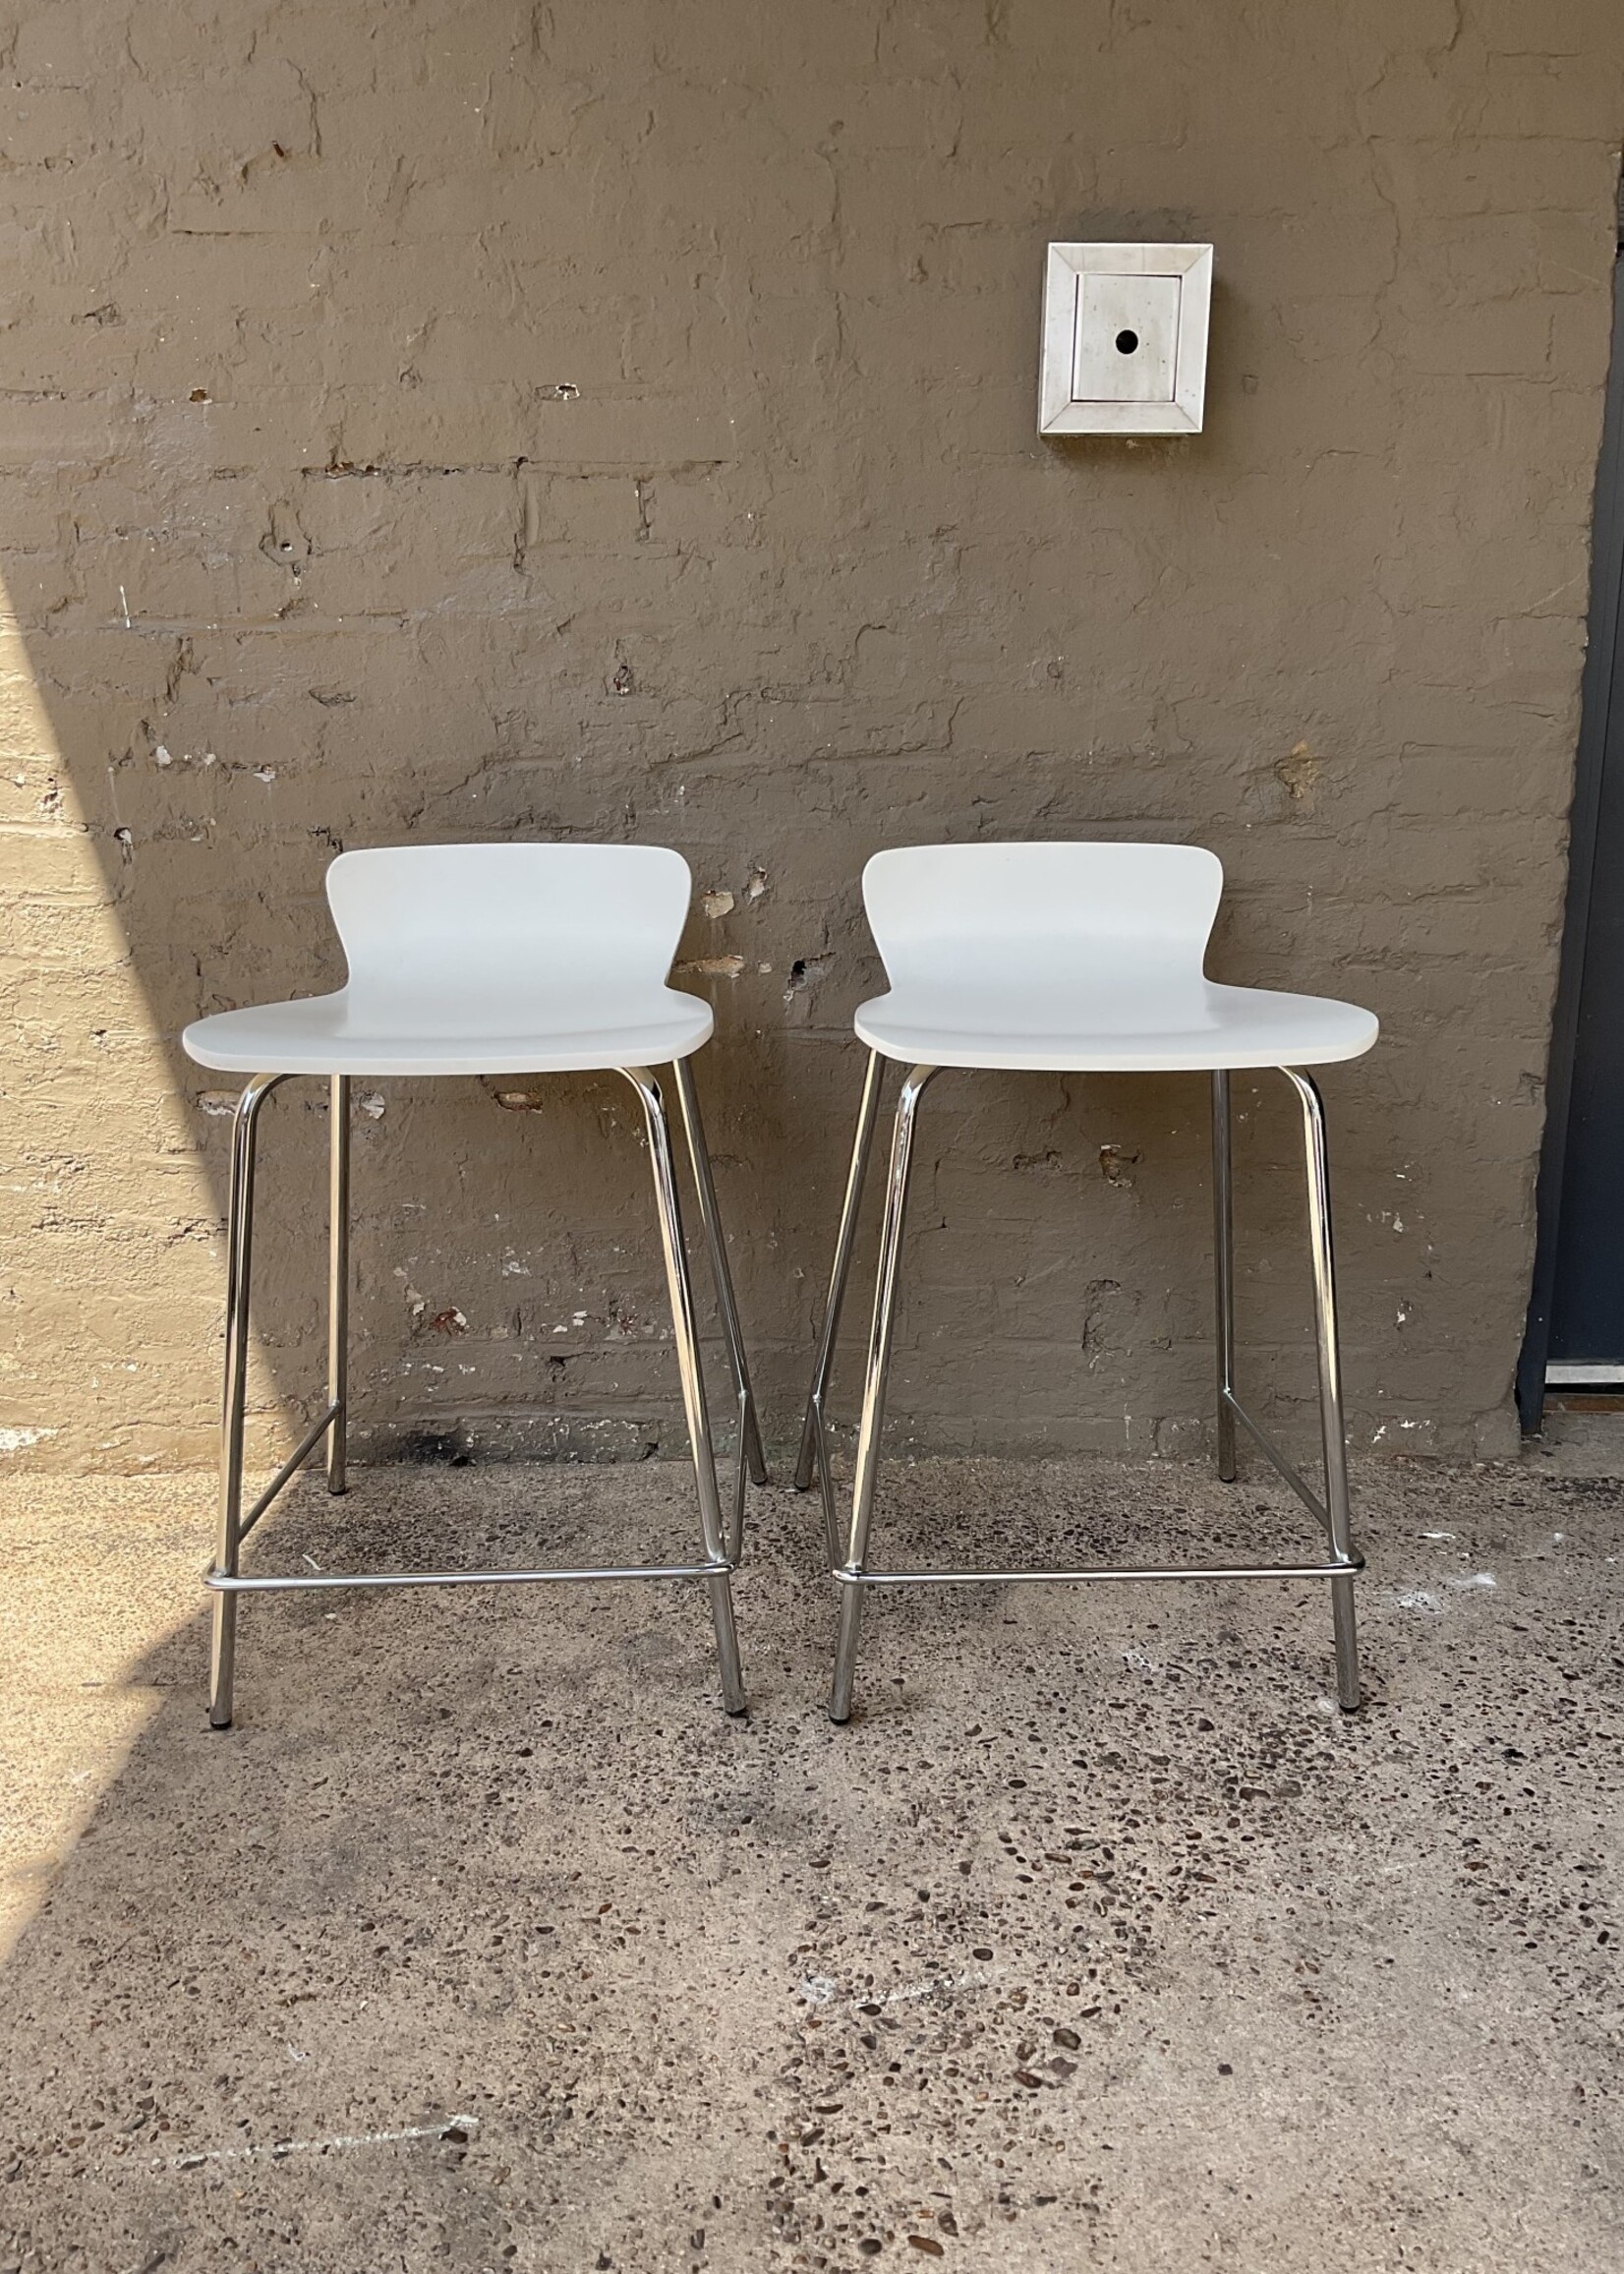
[0,1446,1619,2273]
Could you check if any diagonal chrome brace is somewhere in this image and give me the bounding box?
[1220,1388,1331,1533]
[807,1387,843,1572]
[236,1404,343,1547]
[670,1056,767,1562]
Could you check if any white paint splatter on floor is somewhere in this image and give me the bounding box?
[161,2113,480,2173]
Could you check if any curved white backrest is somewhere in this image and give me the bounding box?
[324,843,694,995]
[862,842,1225,989]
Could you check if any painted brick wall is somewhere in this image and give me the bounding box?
[2,0,1621,1474]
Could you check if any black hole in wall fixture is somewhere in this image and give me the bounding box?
[1115,329,1139,355]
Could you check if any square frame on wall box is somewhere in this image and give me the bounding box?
[1039,242,1213,437]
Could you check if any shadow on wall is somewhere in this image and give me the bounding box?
[1,577,817,1476]
[4,566,1355,1483]
[8,1,1569,1477]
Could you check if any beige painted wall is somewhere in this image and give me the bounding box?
[2,1,1622,1476]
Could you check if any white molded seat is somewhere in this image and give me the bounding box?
[853,842,1378,1073]
[184,842,714,1078]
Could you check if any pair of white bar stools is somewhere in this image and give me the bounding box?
[184,841,1377,1730]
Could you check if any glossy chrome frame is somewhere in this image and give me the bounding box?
[207,1063,765,1729]
[798,1053,1363,1722]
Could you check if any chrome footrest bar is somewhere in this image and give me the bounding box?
[1220,1388,1330,1532]
[837,1553,1363,1587]
[208,1558,733,1595]
[237,1404,342,1546]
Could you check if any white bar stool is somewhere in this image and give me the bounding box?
[795,842,1379,1722]
[183,843,766,1726]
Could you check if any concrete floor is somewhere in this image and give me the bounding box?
[0,1441,1619,2272]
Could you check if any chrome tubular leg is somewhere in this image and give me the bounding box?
[671,1056,767,1531]
[1282,1068,1362,1712]
[829,1064,935,1724]
[1212,1069,1238,1483]
[624,1067,746,1716]
[795,1050,885,1567]
[210,1073,286,1729]
[327,1074,351,1495]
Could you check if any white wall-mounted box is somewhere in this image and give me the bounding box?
[1039,243,1213,437]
